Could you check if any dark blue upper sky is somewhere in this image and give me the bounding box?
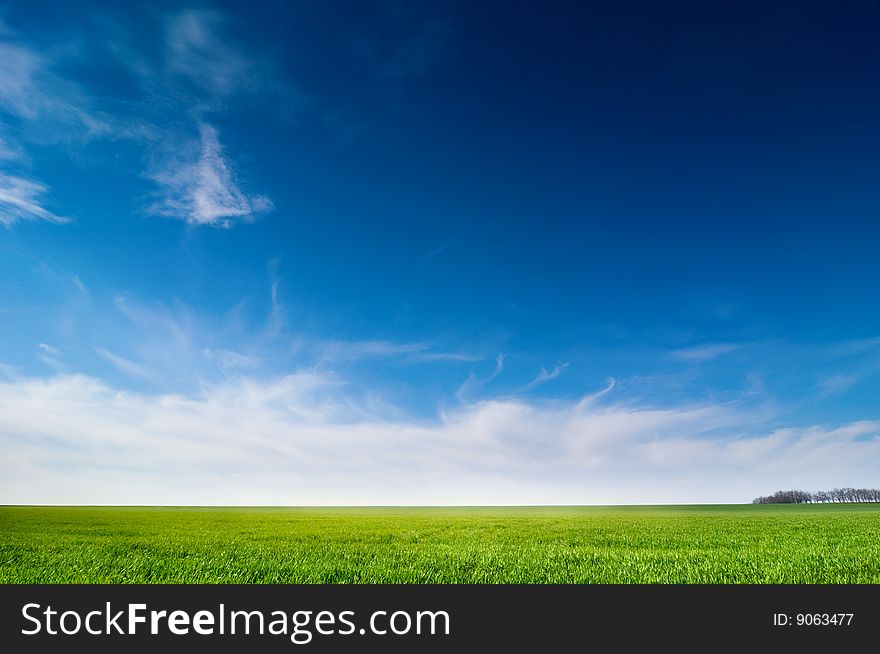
[1,1,879,502]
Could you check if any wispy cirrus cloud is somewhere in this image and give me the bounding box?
[142,9,287,225]
[67,282,481,395]
[521,361,570,391]
[816,371,865,398]
[35,343,63,371]
[671,342,742,362]
[0,35,104,226]
[576,377,617,408]
[0,173,67,226]
[94,347,159,383]
[203,348,263,373]
[318,339,430,361]
[410,351,483,363]
[149,123,272,226]
[0,135,21,160]
[316,339,482,365]
[165,9,257,97]
[0,41,107,137]
[0,10,277,228]
[0,40,57,120]
[456,353,506,401]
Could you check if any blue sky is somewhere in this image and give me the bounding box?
[2,1,879,504]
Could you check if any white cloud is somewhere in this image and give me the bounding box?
[69,274,89,297]
[0,35,108,228]
[165,10,255,97]
[521,361,569,391]
[0,41,107,138]
[0,173,67,226]
[317,339,482,364]
[0,15,278,229]
[0,135,21,161]
[672,343,741,362]
[36,343,63,371]
[0,41,55,119]
[1,370,878,504]
[204,348,262,372]
[410,351,483,363]
[456,353,505,401]
[817,373,860,398]
[576,377,616,408]
[319,340,429,361]
[94,347,159,383]
[149,123,272,226]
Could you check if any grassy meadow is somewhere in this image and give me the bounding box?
[2,504,879,583]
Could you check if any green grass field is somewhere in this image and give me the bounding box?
[2,504,879,583]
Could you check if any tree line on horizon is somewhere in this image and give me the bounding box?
[752,488,880,504]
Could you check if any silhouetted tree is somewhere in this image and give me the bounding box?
[753,488,880,504]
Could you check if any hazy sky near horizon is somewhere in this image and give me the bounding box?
[2,0,880,504]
